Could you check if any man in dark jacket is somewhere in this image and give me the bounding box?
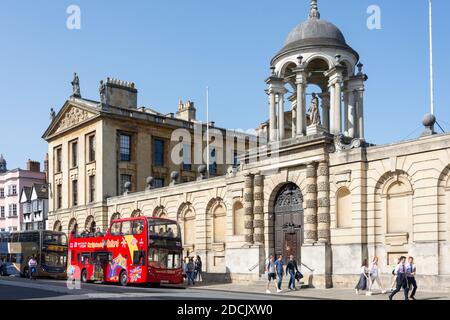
[286,255,299,291]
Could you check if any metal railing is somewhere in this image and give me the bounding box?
[301,262,314,272]
[249,263,259,272]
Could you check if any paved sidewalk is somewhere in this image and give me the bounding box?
[191,283,450,300]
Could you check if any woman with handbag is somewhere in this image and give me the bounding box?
[355,259,369,295]
[368,256,387,295]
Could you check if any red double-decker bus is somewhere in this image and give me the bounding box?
[68,217,183,286]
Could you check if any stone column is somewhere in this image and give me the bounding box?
[343,91,349,135]
[334,81,342,134]
[296,73,307,136]
[347,90,357,138]
[253,174,264,244]
[329,84,336,133]
[320,92,330,132]
[317,162,330,243]
[304,163,318,244]
[244,173,255,244]
[269,91,277,142]
[357,89,365,140]
[290,96,297,138]
[278,93,285,141]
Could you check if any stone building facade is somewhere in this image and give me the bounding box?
[43,76,249,237]
[44,1,450,290]
[0,157,47,232]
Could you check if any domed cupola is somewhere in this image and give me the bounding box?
[0,154,7,173]
[265,0,368,146]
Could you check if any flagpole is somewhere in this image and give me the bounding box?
[206,86,210,177]
[429,0,435,115]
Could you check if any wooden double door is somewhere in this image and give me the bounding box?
[274,183,304,262]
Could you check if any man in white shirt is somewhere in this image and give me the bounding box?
[389,256,409,300]
[265,255,278,294]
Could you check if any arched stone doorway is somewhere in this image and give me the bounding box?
[273,183,304,261]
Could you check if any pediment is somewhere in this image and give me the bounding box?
[43,101,100,139]
[55,106,96,134]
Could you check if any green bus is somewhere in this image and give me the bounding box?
[0,230,67,279]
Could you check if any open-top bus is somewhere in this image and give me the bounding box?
[68,216,183,286]
[0,230,67,279]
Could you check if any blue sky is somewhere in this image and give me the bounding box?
[0,0,448,170]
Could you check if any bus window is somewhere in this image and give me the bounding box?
[133,251,146,266]
[81,253,91,265]
[132,220,145,235]
[148,249,169,269]
[42,252,66,267]
[110,222,121,236]
[11,234,19,243]
[147,219,180,239]
[167,253,181,269]
[43,232,67,246]
[122,221,132,236]
[92,252,109,265]
[20,232,39,243]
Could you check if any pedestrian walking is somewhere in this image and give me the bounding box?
[265,255,278,294]
[355,259,369,295]
[28,256,38,280]
[389,258,400,292]
[368,256,387,295]
[406,256,418,300]
[186,258,195,286]
[286,255,299,291]
[194,256,203,282]
[275,255,284,293]
[182,257,188,283]
[389,256,409,300]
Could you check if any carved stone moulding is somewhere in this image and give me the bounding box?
[305,214,317,225]
[254,234,264,243]
[245,220,254,229]
[253,219,264,228]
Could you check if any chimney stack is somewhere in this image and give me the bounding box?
[27,159,41,173]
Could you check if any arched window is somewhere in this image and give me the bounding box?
[131,209,142,218]
[153,206,167,218]
[85,216,96,233]
[336,187,352,228]
[386,180,411,234]
[233,202,245,236]
[110,212,121,225]
[53,220,62,232]
[68,218,78,235]
[183,209,195,245]
[213,204,226,243]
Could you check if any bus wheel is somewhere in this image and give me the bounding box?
[81,269,88,283]
[119,270,128,287]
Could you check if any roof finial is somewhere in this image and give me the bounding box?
[309,0,320,19]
